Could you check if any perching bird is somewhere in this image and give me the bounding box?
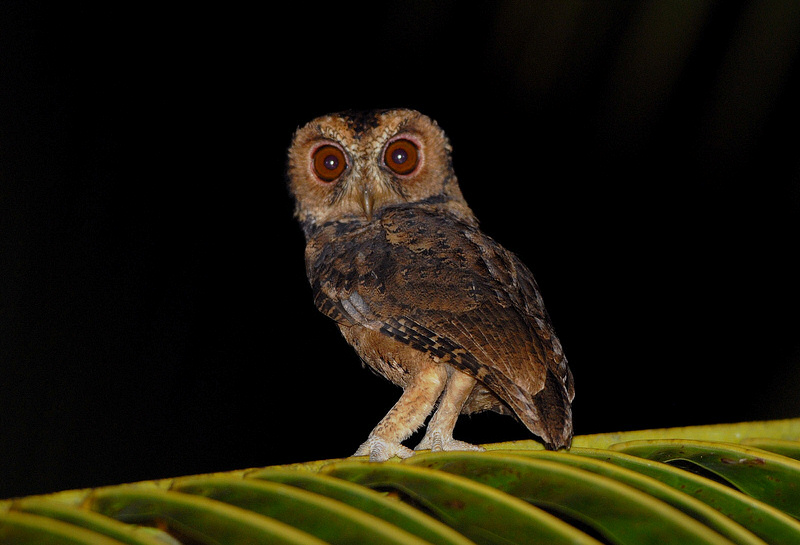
[288,109,574,461]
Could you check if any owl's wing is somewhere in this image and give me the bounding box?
[307,208,574,449]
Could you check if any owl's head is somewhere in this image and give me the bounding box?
[288,109,475,233]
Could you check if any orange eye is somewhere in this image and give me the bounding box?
[384,138,419,175]
[312,144,347,182]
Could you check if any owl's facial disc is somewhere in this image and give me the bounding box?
[352,134,421,220]
[310,133,423,221]
[308,141,382,220]
[290,108,476,229]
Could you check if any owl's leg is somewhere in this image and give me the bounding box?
[415,370,485,453]
[354,366,447,462]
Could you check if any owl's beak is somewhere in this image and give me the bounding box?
[359,188,375,221]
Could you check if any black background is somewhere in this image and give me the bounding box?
[2,2,798,499]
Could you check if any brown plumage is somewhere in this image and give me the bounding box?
[288,109,574,461]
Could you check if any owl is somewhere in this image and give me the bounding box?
[288,109,574,461]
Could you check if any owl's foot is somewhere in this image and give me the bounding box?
[414,430,485,453]
[353,436,415,462]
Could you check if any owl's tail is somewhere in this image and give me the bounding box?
[527,366,574,450]
[475,360,574,450]
[491,364,572,450]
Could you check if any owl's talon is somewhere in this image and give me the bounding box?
[415,431,485,453]
[353,436,415,462]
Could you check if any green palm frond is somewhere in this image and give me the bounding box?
[2,418,799,544]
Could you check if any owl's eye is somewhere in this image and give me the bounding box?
[384,139,419,175]
[312,145,347,182]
